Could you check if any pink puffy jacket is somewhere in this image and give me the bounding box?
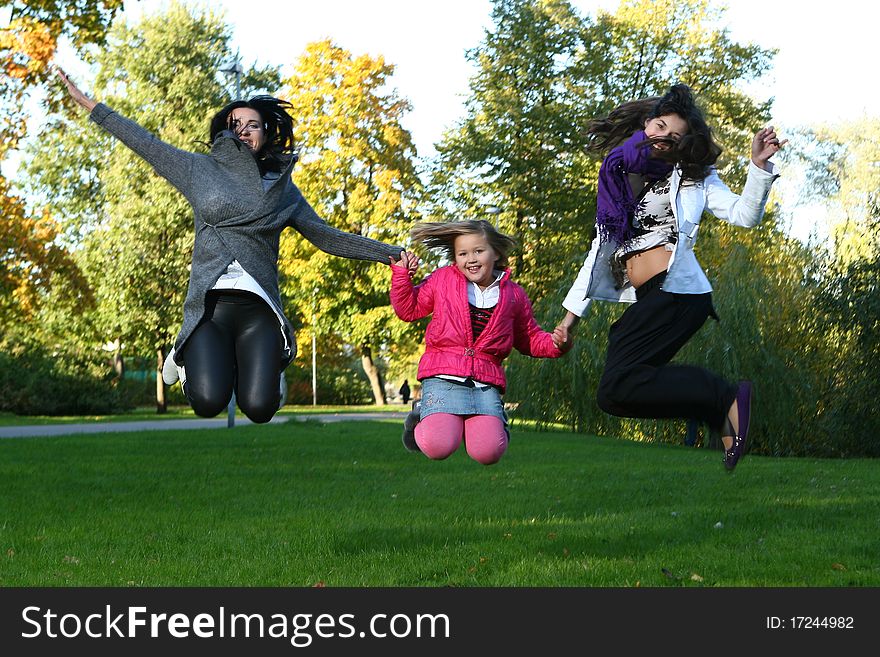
[390,264,562,392]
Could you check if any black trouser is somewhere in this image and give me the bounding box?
[596,273,738,430]
[181,290,283,424]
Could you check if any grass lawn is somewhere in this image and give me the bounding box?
[1,419,877,587]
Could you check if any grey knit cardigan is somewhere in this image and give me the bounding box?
[90,103,402,368]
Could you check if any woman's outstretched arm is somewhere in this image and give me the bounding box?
[56,67,195,196]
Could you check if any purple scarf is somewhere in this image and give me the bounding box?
[596,130,674,247]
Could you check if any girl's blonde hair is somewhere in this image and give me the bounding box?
[410,220,518,268]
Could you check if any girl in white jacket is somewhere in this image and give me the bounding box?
[555,84,785,471]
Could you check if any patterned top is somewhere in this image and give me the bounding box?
[610,173,677,288]
[469,303,495,341]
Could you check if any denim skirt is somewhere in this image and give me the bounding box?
[419,376,507,423]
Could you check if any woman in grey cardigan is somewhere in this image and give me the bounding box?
[58,68,404,423]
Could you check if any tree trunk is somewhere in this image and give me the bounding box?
[113,341,125,380]
[156,347,167,414]
[360,344,386,405]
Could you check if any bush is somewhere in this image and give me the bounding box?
[0,348,137,416]
[284,362,373,405]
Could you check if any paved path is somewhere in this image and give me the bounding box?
[0,412,408,439]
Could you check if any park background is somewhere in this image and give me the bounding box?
[1,0,878,458]
[1,0,879,591]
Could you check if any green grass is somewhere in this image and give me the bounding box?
[1,419,877,587]
[0,404,404,426]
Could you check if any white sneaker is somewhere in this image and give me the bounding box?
[278,372,287,411]
[162,347,186,387]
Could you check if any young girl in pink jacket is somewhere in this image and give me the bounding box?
[390,220,567,465]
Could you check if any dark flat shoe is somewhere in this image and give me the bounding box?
[401,400,422,453]
[723,381,752,471]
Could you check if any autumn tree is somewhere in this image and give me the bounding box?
[1,1,123,153]
[278,39,422,404]
[1,1,121,350]
[430,0,593,297]
[0,176,90,344]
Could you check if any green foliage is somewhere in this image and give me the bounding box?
[584,0,774,182]
[509,212,857,456]
[431,0,596,296]
[284,360,373,406]
[810,210,880,456]
[10,1,124,54]
[444,0,856,456]
[432,0,775,305]
[0,348,135,416]
[5,1,874,457]
[2,2,123,150]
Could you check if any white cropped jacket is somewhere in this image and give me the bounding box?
[562,160,780,317]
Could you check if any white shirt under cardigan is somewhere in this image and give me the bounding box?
[563,160,780,317]
[437,270,507,388]
[211,172,290,353]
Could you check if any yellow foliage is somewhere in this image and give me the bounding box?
[0,17,57,82]
[0,175,87,322]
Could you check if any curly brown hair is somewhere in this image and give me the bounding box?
[587,84,723,180]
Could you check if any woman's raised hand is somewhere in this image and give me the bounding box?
[751,126,787,171]
[56,67,97,112]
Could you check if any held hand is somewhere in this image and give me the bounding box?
[751,126,787,171]
[405,251,420,279]
[552,325,573,353]
[389,251,419,278]
[56,67,97,112]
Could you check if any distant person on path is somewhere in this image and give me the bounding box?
[390,220,567,465]
[398,379,411,404]
[58,68,405,424]
[554,84,786,471]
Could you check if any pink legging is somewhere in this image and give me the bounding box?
[415,413,508,465]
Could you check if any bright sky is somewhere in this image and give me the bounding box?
[54,0,879,159]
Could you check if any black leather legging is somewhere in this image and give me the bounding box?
[181,290,283,424]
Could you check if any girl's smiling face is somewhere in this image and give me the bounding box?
[454,232,499,288]
[644,113,689,151]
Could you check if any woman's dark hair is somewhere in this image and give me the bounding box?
[587,84,722,180]
[410,220,518,269]
[209,95,297,174]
